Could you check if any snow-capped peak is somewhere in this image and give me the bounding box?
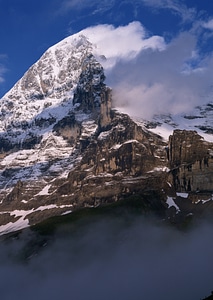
[0,32,104,145]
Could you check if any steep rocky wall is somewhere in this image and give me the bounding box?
[79,111,167,176]
[99,88,112,129]
[73,55,106,113]
[168,130,208,166]
[168,130,213,192]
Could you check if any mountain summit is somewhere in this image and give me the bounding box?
[0,33,101,146]
[0,30,212,235]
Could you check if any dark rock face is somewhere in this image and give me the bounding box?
[0,133,42,153]
[62,110,169,208]
[73,54,106,113]
[53,114,81,143]
[168,130,208,166]
[168,130,213,192]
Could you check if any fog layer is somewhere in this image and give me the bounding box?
[0,215,212,300]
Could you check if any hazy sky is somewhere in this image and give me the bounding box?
[1,0,213,117]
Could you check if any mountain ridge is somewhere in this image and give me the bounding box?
[0,30,212,235]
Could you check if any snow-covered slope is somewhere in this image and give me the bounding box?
[133,100,213,143]
[0,30,108,235]
[0,33,103,145]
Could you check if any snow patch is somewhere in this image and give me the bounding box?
[110,144,122,150]
[98,130,111,140]
[36,184,51,196]
[0,204,74,235]
[176,192,188,198]
[166,197,180,211]
[21,200,28,204]
[61,210,72,216]
[201,198,213,204]
[148,167,170,173]
[81,120,98,138]
[0,217,29,236]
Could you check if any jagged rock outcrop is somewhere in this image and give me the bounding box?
[168,130,213,192]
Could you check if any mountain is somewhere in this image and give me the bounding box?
[0,30,212,235]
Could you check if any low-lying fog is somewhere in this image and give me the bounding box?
[0,214,212,300]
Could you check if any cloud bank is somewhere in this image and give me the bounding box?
[82,22,166,70]
[0,215,213,300]
[81,22,213,119]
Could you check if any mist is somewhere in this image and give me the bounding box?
[0,214,213,300]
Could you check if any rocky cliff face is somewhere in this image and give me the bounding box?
[0,32,212,235]
[168,130,213,193]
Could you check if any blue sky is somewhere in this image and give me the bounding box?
[1,0,213,105]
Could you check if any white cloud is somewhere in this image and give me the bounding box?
[82,22,166,70]
[203,19,213,30]
[81,22,213,119]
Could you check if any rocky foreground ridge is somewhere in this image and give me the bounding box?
[0,33,212,234]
